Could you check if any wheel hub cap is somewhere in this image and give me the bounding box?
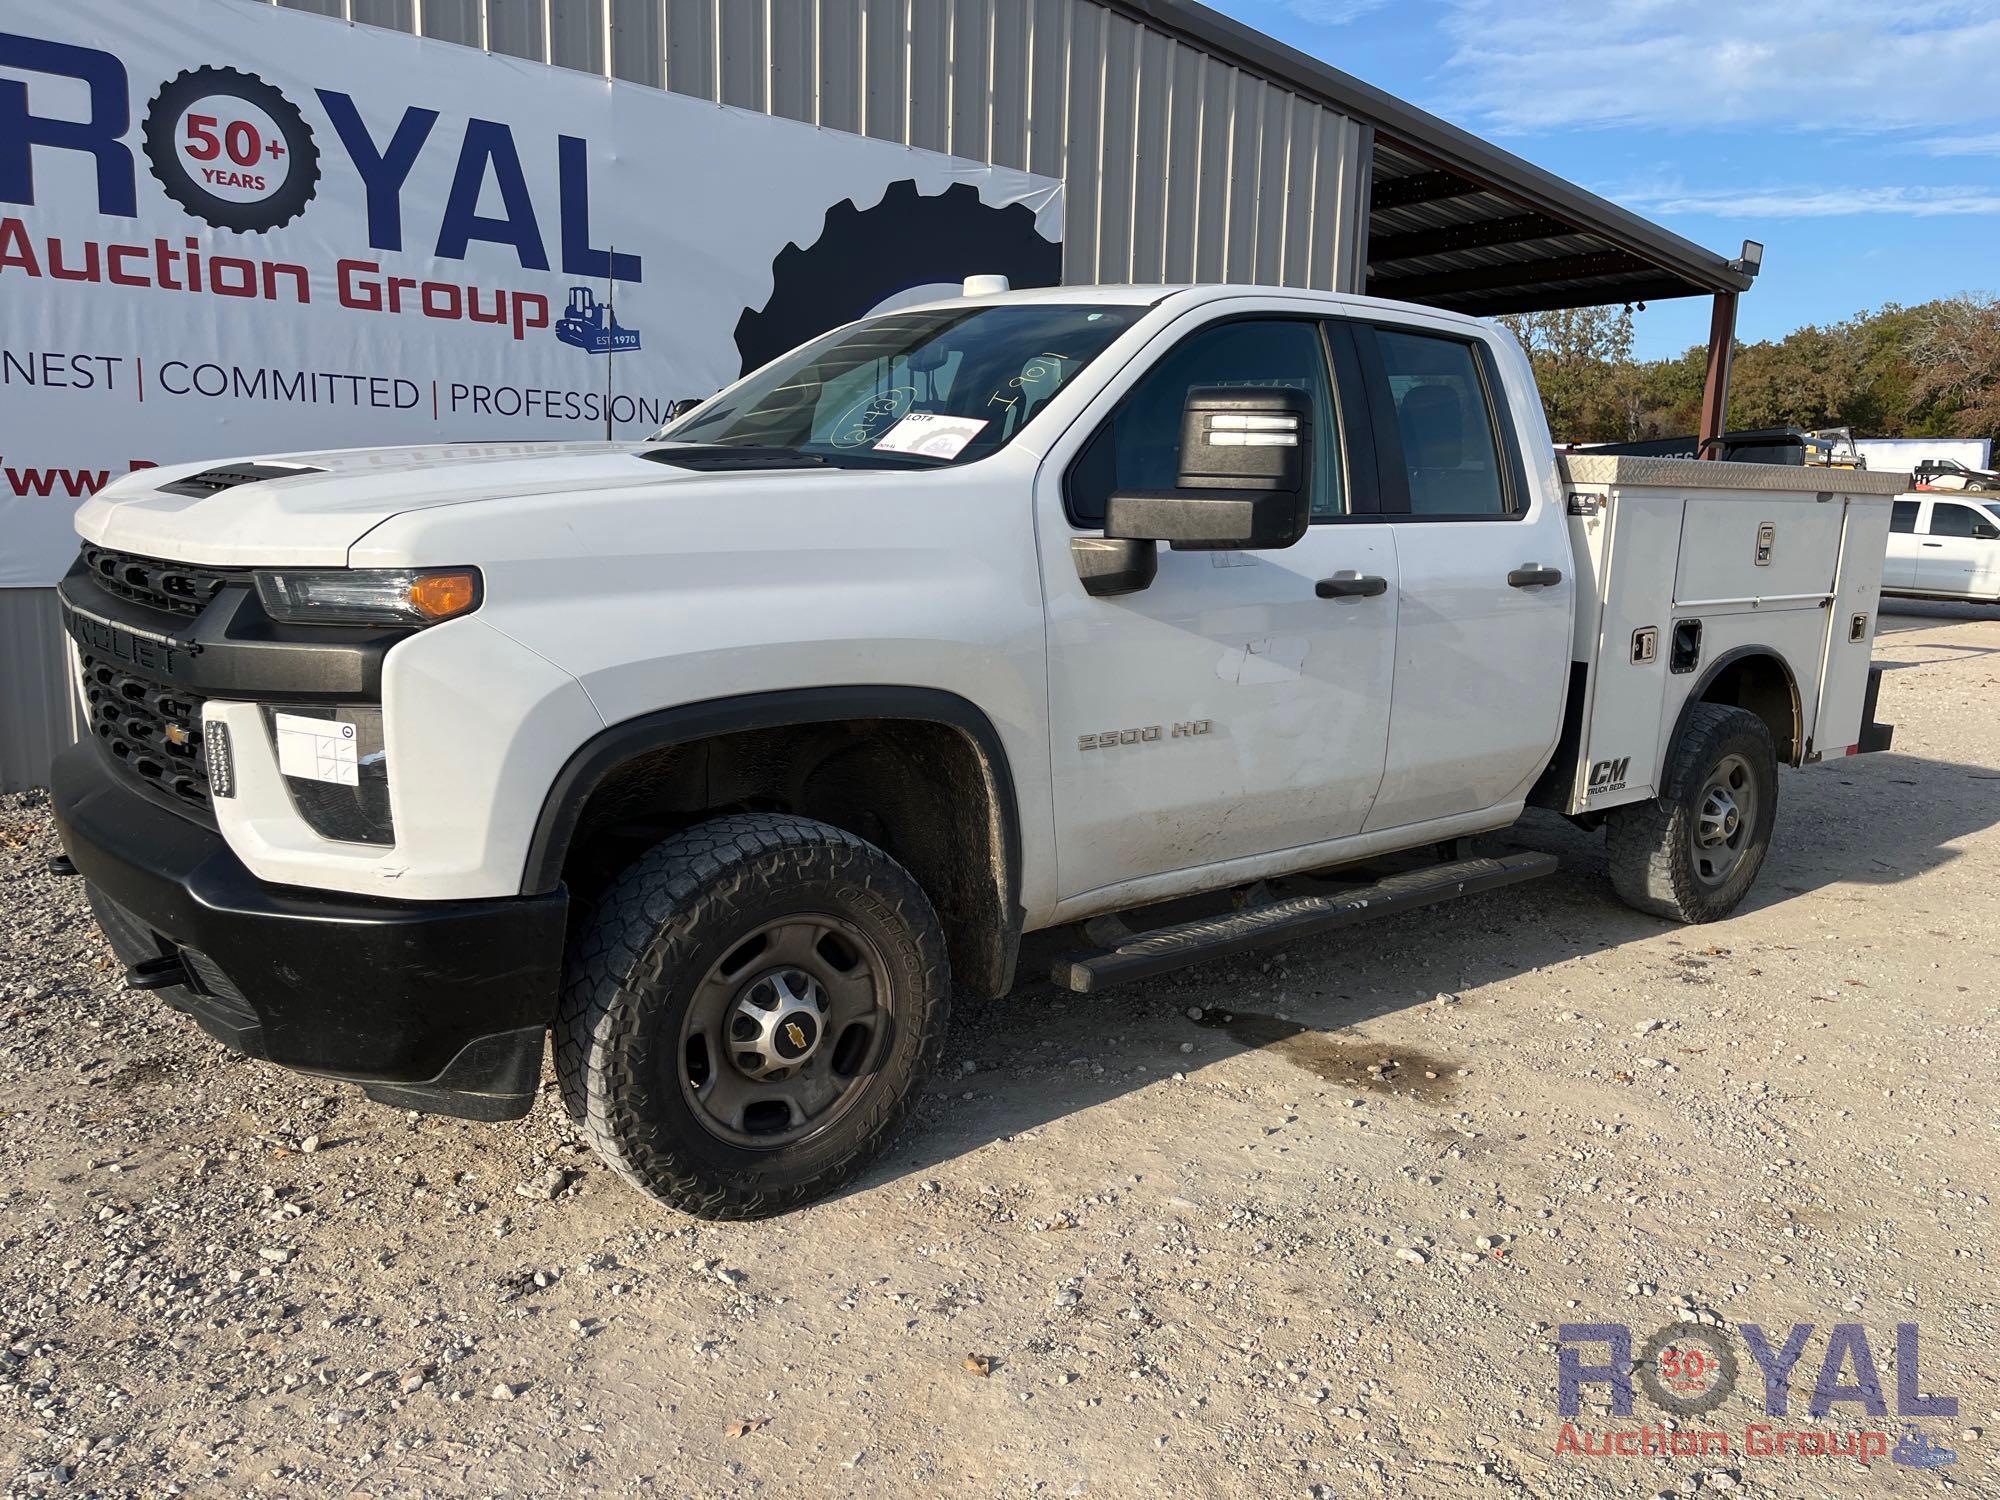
[1690,752,1757,887]
[727,969,826,1079]
[681,913,890,1148]
[1698,787,1741,846]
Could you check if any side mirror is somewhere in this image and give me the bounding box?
[1975,522,2000,541]
[1103,387,1312,551]
[664,397,704,422]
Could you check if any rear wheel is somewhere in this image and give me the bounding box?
[1606,703,1778,923]
[557,813,950,1218]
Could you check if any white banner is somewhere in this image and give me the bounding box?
[0,0,1064,585]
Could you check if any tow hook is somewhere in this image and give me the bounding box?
[124,955,191,992]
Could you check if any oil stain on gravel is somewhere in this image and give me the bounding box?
[1191,1009,1456,1099]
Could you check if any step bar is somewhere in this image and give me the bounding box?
[1052,851,1560,994]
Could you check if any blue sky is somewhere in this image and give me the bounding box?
[1211,0,2000,359]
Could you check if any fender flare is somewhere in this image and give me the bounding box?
[522,686,1023,919]
[1667,645,1804,768]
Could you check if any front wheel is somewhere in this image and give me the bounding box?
[1606,703,1778,923]
[557,813,951,1218]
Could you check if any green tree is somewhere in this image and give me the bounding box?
[1904,295,2000,441]
[1498,294,1999,450]
[1495,306,1636,443]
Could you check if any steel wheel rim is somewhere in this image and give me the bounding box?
[1691,752,1756,887]
[678,913,891,1149]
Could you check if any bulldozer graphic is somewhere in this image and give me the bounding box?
[555,287,640,354]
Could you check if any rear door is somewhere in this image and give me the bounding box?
[1883,499,1921,589]
[1037,308,1399,907]
[1344,318,1574,832]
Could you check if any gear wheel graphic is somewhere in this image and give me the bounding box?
[142,66,320,233]
[1636,1322,1739,1417]
[733,179,1060,375]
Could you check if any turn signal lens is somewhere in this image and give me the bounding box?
[407,570,479,621]
[255,567,483,627]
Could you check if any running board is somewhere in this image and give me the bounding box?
[1052,851,1559,994]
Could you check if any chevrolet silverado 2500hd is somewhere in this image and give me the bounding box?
[50,282,1904,1217]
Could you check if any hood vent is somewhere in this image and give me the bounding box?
[158,462,324,497]
[641,445,830,472]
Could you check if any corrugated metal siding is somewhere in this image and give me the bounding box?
[267,0,1368,290]
[0,592,78,794]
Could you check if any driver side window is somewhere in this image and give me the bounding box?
[1065,319,1345,527]
[1928,502,1992,539]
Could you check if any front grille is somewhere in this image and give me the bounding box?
[79,545,242,616]
[78,651,210,813]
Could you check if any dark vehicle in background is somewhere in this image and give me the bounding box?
[1573,426,1861,468]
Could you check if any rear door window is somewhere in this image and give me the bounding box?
[1890,500,1919,533]
[1371,329,1511,518]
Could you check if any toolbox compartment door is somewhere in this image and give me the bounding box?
[1812,498,1892,756]
[1673,496,1843,609]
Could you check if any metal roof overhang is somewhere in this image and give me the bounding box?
[1107,0,1755,316]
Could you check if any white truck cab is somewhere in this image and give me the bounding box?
[50,283,1903,1217]
[1885,491,2000,605]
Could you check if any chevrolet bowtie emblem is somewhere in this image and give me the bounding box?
[784,1021,807,1048]
[163,722,192,747]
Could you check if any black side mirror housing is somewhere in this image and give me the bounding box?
[1102,387,1312,551]
[1975,522,2000,541]
[664,397,704,422]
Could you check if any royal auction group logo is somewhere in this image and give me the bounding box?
[0,30,641,354]
[1557,1320,1959,1471]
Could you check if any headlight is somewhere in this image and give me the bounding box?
[263,705,393,845]
[255,567,481,627]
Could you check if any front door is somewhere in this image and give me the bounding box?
[1348,320,1574,831]
[1036,311,1398,908]
[1916,498,2000,599]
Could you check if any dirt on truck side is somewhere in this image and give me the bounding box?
[1,600,1995,1499]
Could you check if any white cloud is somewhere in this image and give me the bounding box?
[1923,131,2000,156]
[1616,183,2000,218]
[1278,0,1391,24]
[1435,1,2000,135]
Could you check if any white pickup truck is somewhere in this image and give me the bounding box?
[50,282,1903,1218]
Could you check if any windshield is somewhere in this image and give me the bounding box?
[656,304,1143,468]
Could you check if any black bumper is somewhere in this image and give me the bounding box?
[51,740,566,1120]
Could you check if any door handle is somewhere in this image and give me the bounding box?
[1508,565,1563,588]
[1922,541,1943,548]
[1315,572,1388,599]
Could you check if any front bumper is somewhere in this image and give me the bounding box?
[52,739,567,1120]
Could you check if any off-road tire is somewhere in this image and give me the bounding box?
[1606,703,1778,924]
[556,813,950,1218]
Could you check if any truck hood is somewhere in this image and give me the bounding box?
[73,441,688,567]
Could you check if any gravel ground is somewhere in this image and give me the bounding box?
[2,600,1995,1499]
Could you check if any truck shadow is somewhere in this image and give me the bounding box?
[1875,601,2000,667]
[866,743,1999,1189]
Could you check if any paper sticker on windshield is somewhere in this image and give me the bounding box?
[873,412,989,460]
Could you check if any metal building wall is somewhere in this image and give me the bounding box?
[0,594,79,795]
[1,0,1370,791]
[266,0,1372,291]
